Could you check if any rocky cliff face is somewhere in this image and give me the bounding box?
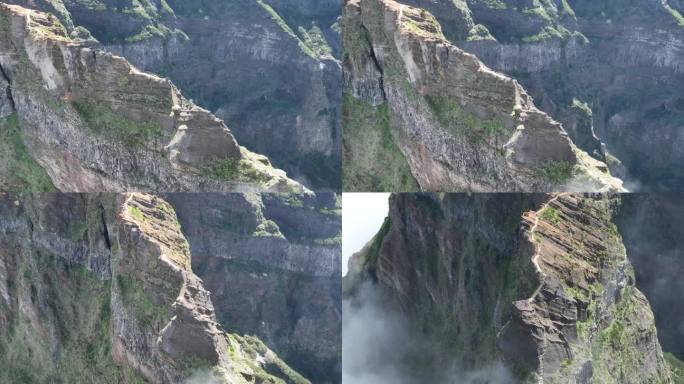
[342,0,623,192]
[5,0,343,189]
[0,3,305,193]
[616,194,684,364]
[0,192,312,383]
[165,192,342,384]
[404,0,684,191]
[344,193,672,383]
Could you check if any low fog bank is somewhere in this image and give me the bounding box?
[343,283,514,384]
[616,194,684,359]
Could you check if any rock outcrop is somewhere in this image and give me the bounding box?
[0,3,306,193]
[344,193,672,383]
[0,192,311,383]
[165,192,342,384]
[405,0,684,191]
[4,0,343,189]
[342,0,624,192]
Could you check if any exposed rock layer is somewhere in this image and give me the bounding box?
[5,0,343,189]
[344,193,672,383]
[407,0,684,191]
[0,3,305,193]
[343,0,623,192]
[0,192,311,383]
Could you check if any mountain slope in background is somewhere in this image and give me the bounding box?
[3,0,343,190]
[344,193,674,383]
[166,192,342,384]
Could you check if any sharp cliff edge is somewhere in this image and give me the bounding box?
[344,193,674,383]
[342,0,624,192]
[0,193,312,383]
[3,0,343,190]
[0,3,307,193]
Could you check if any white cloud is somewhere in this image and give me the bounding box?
[342,193,390,276]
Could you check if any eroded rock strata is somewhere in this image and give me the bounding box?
[343,0,624,192]
[0,192,313,383]
[379,0,684,191]
[4,0,343,189]
[0,3,305,193]
[344,193,673,383]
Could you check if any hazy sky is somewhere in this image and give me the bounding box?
[342,193,390,276]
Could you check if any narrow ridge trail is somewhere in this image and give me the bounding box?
[527,193,566,303]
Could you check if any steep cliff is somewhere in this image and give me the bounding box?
[343,0,623,192]
[616,194,684,365]
[344,193,673,383]
[404,0,684,191]
[0,192,311,383]
[165,193,342,384]
[0,3,305,193]
[4,0,343,189]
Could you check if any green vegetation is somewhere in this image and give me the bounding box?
[117,275,170,327]
[314,235,342,246]
[254,220,285,239]
[65,0,184,43]
[590,288,664,382]
[478,0,507,10]
[540,206,561,224]
[522,25,570,43]
[71,0,107,11]
[571,98,593,117]
[71,101,163,147]
[342,94,419,191]
[298,25,333,59]
[608,222,621,239]
[202,157,239,180]
[364,217,392,277]
[0,254,147,383]
[601,316,627,349]
[343,216,392,295]
[560,0,576,18]
[180,357,214,375]
[666,353,684,384]
[255,0,319,60]
[425,95,507,144]
[228,334,310,384]
[538,161,574,183]
[0,114,56,192]
[664,3,684,28]
[522,3,554,22]
[467,24,495,41]
[129,205,145,221]
[402,11,444,39]
[201,157,270,184]
[68,221,89,241]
